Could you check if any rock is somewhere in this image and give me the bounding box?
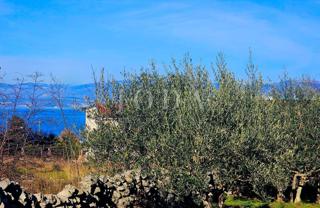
[113,174,122,182]
[117,184,126,192]
[93,195,99,201]
[117,197,133,207]
[93,186,101,194]
[106,181,114,188]
[135,175,141,183]
[18,192,27,205]
[112,190,121,202]
[142,180,149,187]
[79,175,96,192]
[34,193,42,202]
[124,170,133,183]
[121,184,130,197]
[0,179,10,190]
[57,185,77,202]
[51,195,59,205]
[89,202,96,207]
[6,192,13,201]
[39,202,47,207]
[98,175,108,183]
[43,194,55,204]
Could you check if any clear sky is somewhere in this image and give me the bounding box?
[0,0,319,83]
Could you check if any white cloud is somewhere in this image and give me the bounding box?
[105,1,319,70]
[1,1,319,82]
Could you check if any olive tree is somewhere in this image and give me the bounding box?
[85,54,320,204]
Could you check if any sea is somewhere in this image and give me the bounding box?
[0,108,85,136]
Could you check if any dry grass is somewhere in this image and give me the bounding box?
[0,156,95,194]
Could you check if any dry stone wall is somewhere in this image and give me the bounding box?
[0,170,215,208]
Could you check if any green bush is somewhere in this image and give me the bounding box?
[57,129,81,159]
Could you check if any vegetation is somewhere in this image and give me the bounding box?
[1,55,320,206]
[56,129,82,159]
[224,196,268,207]
[0,68,83,160]
[0,156,93,194]
[224,197,320,208]
[0,68,86,194]
[85,54,320,205]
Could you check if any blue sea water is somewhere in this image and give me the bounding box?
[0,108,85,136]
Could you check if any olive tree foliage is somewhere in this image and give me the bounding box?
[85,55,320,202]
[269,77,320,202]
[86,57,218,199]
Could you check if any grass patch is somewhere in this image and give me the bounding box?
[0,156,95,193]
[224,197,320,208]
[224,196,268,207]
[269,202,320,208]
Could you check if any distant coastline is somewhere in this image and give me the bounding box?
[0,108,85,136]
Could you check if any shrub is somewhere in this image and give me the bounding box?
[57,129,81,159]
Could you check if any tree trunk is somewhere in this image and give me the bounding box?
[290,191,294,203]
[317,182,320,204]
[316,194,320,204]
[276,191,285,202]
[292,173,307,204]
[294,186,302,203]
[218,193,225,208]
[202,199,212,208]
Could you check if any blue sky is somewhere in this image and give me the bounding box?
[0,0,319,83]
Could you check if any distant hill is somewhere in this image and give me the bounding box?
[0,81,319,109]
[0,83,95,109]
[262,80,320,94]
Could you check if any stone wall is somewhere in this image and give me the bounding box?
[0,170,213,208]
